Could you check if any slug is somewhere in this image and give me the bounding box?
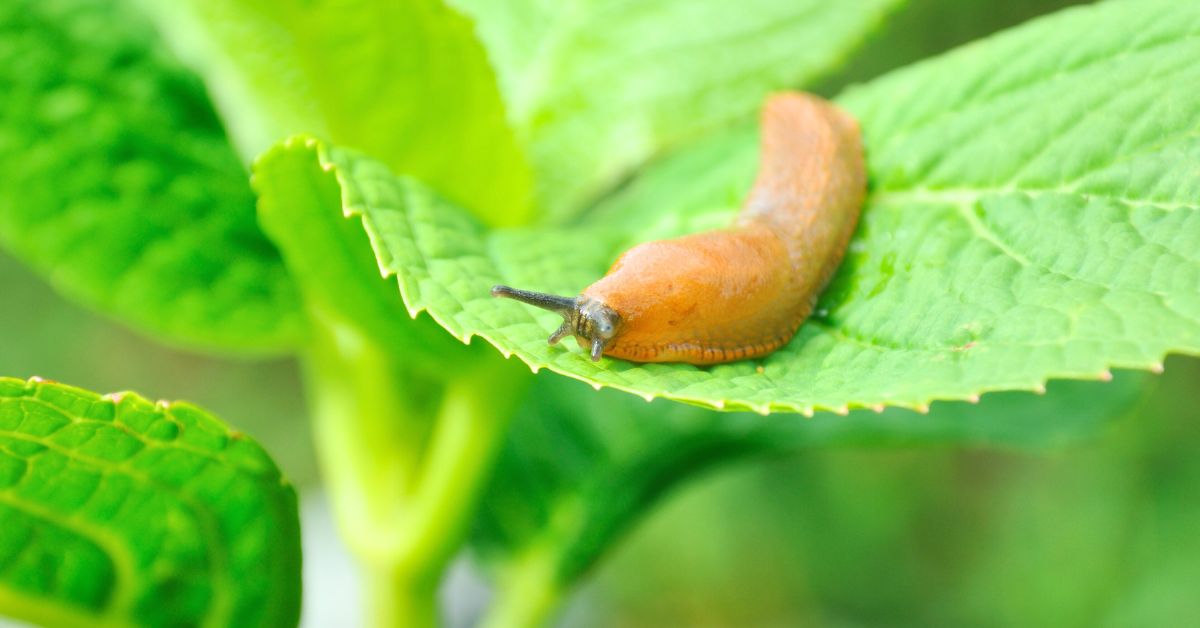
[493,91,865,365]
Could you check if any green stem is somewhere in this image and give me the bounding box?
[397,374,517,570]
[305,309,526,627]
[481,544,563,628]
[364,562,438,628]
[306,311,431,555]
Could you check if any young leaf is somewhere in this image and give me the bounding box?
[449,0,902,218]
[288,0,1200,414]
[0,377,301,627]
[472,371,1147,615]
[0,0,303,353]
[137,0,535,226]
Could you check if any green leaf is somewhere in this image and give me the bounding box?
[252,137,465,369]
[138,0,535,226]
[449,0,902,218]
[472,371,1147,605]
[811,0,1090,95]
[0,376,301,627]
[0,0,303,353]
[294,0,1200,414]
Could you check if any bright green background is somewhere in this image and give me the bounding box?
[5,217,1199,626]
[3,0,1199,625]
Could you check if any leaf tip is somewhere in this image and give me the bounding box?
[590,382,602,392]
[966,394,980,404]
[870,403,885,413]
[833,405,849,416]
[1033,383,1047,395]
[1098,370,1113,382]
[641,393,655,403]
[801,407,814,418]
[1150,362,1165,374]
[103,392,126,404]
[915,403,930,414]
[752,404,770,416]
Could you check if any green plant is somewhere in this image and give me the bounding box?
[1,0,1196,626]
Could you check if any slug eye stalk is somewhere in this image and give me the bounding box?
[491,285,620,362]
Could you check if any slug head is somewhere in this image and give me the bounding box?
[491,285,621,361]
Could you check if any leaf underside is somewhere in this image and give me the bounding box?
[473,370,1147,587]
[0,0,302,353]
[0,377,300,628]
[267,0,1199,415]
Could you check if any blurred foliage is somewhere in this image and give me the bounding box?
[0,251,318,487]
[815,0,1088,93]
[576,356,1199,627]
[449,0,899,220]
[0,0,302,353]
[136,0,536,226]
[1,0,1198,625]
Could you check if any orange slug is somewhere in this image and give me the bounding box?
[493,91,865,365]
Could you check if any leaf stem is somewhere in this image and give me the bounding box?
[363,562,439,628]
[481,544,563,628]
[305,310,525,627]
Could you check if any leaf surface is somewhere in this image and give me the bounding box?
[289,0,1200,414]
[0,0,302,353]
[449,0,901,218]
[0,377,301,627]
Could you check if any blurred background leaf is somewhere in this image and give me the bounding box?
[0,0,302,353]
[469,370,1149,623]
[449,0,902,220]
[0,250,318,487]
[565,356,1200,627]
[137,0,535,226]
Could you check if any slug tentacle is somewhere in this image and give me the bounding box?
[548,322,572,345]
[492,285,622,362]
[490,285,575,314]
[490,92,864,365]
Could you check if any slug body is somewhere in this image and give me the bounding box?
[494,92,865,365]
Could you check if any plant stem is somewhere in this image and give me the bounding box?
[305,310,525,627]
[364,562,438,628]
[481,544,563,628]
[306,312,431,555]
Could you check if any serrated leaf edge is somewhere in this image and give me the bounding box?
[271,136,1176,416]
